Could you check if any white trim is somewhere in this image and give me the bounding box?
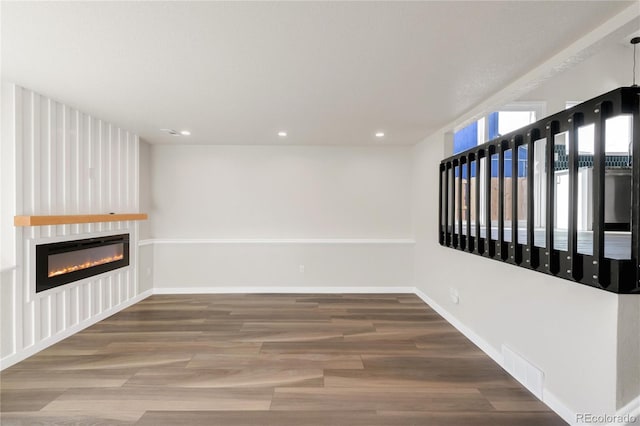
[454,101,547,136]
[413,288,577,426]
[0,289,152,371]
[1,283,626,426]
[499,101,547,115]
[153,286,416,295]
[139,238,415,246]
[412,288,503,364]
[502,344,544,400]
[0,265,17,273]
[543,390,579,426]
[611,394,640,426]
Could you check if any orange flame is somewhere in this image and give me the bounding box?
[48,254,124,277]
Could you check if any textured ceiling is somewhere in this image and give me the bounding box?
[1,1,635,145]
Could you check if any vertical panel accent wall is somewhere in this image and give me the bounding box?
[0,85,145,369]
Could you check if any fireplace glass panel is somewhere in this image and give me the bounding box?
[36,234,129,293]
[48,243,124,278]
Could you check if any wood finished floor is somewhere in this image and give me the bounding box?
[0,294,567,425]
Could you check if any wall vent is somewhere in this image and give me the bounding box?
[502,345,544,400]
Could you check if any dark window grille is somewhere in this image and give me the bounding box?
[439,87,640,294]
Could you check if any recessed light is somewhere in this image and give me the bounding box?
[160,128,191,137]
[278,131,288,137]
[160,128,181,136]
[375,132,385,138]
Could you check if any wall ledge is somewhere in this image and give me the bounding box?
[139,238,415,246]
[153,286,416,295]
[15,213,147,227]
[0,265,17,273]
[612,394,640,426]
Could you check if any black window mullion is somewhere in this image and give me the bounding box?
[567,113,583,280]
[444,163,450,246]
[526,129,540,268]
[592,102,610,286]
[452,160,458,248]
[476,151,483,254]
[439,163,445,245]
[511,136,522,263]
[545,120,560,273]
[630,96,640,289]
[486,146,495,257]
[466,155,473,251]
[458,157,465,250]
[498,142,505,259]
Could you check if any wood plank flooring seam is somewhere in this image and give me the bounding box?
[0,294,567,425]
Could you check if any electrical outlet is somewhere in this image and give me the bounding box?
[146,267,152,276]
[449,287,459,304]
[299,265,305,273]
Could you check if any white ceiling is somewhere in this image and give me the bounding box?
[1,1,635,145]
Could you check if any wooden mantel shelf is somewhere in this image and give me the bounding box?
[14,213,148,227]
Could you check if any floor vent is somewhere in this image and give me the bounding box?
[502,345,544,400]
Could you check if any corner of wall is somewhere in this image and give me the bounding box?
[617,296,640,412]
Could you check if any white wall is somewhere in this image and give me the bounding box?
[413,133,620,419]
[150,145,412,239]
[514,42,640,415]
[519,43,633,115]
[617,295,640,412]
[1,83,18,361]
[147,144,414,290]
[0,84,147,369]
[137,140,153,293]
[138,140,152,240]
[413,41,640,422]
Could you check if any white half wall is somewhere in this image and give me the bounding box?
[147,144,414,288]
[412,131,622,421]
[431,31,640,421]
[0,84,146,369]
[149,239,413,290]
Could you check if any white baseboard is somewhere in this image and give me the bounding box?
[412,288,578,426]
[0,289,153,371]
[412,288,504,364]
[3,283,631,426]
[544,390,579,426]
[153,286,416,295]
[153,285,580,425]
[139,238,415,246]
[612,394,640,426]
[149,284,593,426]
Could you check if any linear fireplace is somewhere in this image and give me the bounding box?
[36,234,130,293]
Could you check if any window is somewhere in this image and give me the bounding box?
[453,101,545,155]
[453,120,482,154]
[439,87,640,293]
[452,102,544,247]
[493,110,537,137]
